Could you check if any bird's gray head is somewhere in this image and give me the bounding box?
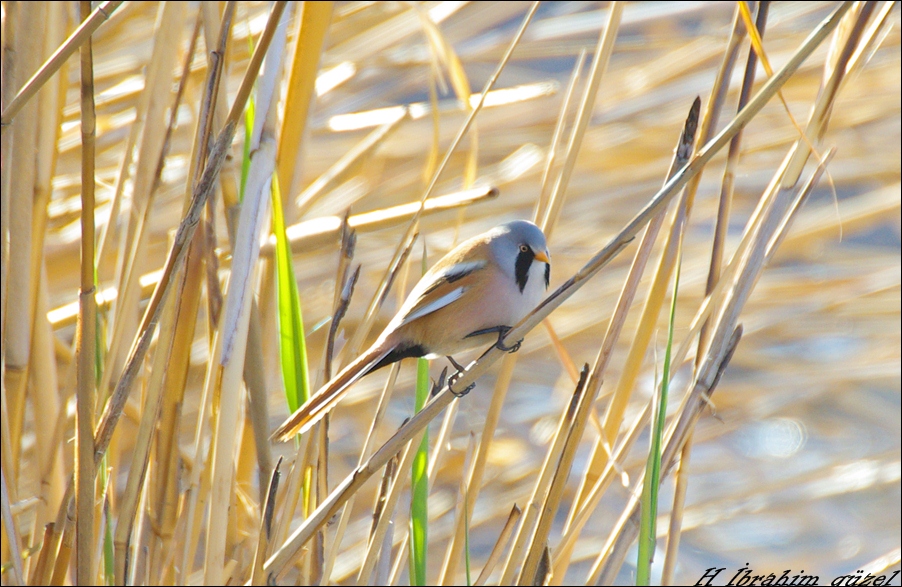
[489,220,551,292]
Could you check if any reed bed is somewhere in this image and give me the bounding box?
[1,2,899,585]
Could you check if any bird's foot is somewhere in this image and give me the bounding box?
[448,369,475,397]
[465,325,523,353]
[494,326,523,353]
[431,364,474,397]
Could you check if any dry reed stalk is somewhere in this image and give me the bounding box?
[0,1,18,358]
[28,1,68,541]
[1,467,24,585]
[589,325,744,585]
[572,4,749,533]
[552,397,650,573]
[30,280,64,549]
[196,1,235,185]
[654,3,885,408]
[539,2,623,241]
[543,319,581,385]
[387,386,463,584]
[320,362,402,582]
[357,429,421,584]
[148,8,237,577]
[278,1,334,209]
[236,11,292,568]
[295,113,407,218]
[620,150,838,583]
[592,140,836,583]
[696,15,869,371]
[373,453,401,581]
[549,96,700,583]
[36,444,73,584]
[497,357,583,584]
[262,7,852,574]
[306,220,358,580]
[149,8,203,197]
[334,247,421,583]
[661,7,770,584]
[196,4,272,520]
[29,521,55,586]
[94,90,141,284]
[437,354,517,583]
[266,439,308,570]
[837,2,896,97]
[4,2,43,478]
[200,3,241,213]
[149,235,204,577]
[299,423,324,584]
[113,261,181,584]
[534,48,587,224]
[517,366,593,585]
[414,0,478,191]
[474,504,522,586]
[112,18,204,581]
[177,422,216,585]
[576,163,808,565]
[780,10,866,189]
[698,2,767,365]
[49,519,72,586]
[91,0,284,475]
[311,423,329,584]
[98,1,187,407]
[766,148,838,263]
[0,0,123,128]
[41,4,282,578]
[661,410,692,582]
[203,66,282,585]
[598,67,722,465]
[244,307,275,502]
[75,1,98,583]
[438,83,568,564]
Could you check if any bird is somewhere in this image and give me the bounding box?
[271,219,551,442]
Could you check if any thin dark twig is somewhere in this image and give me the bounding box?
[325,211,358,380]
[326,264,360,381]
[251,457,283,585]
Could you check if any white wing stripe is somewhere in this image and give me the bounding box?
[400,286,467,324]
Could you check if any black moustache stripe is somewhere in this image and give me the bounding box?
[515,248,534,293]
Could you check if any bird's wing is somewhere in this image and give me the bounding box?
[396,260,486,327]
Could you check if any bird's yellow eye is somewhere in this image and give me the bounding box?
[519,244,529,253]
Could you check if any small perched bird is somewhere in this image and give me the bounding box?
[271,219,550,442]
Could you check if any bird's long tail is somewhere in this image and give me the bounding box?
[270,343,391,442]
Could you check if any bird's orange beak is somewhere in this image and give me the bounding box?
[534,250,550,264]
